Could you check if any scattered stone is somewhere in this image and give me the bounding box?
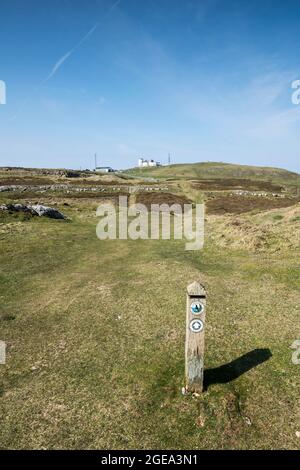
[0,203,36,215]
[244,416,252,426]
[31,204,65,219]
[0,203,65,219]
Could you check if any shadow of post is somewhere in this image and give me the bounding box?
[204,348,272,391]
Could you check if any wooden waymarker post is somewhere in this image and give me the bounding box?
[185,281,206,393]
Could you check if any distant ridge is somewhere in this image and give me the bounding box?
[125,161,300,185]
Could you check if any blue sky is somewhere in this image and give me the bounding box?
[0,0,300,172]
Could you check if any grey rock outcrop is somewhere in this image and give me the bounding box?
[0,203,65,219]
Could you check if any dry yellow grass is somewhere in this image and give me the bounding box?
[208,203,300,252]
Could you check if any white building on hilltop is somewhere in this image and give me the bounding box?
[138,158,161,168]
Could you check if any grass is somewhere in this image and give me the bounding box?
[124,161,300,187]
[0,198,299,449]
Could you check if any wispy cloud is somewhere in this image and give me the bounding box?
[44,51,73,82]
[44,0,121,82]
[9,0,121,121]
[43,22,100,82]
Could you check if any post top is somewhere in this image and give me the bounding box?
[187,281,206,297]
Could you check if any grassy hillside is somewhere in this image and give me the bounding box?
[0,194,299,449]
[124,162,300,186]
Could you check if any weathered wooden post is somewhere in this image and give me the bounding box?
[185,281,206,393]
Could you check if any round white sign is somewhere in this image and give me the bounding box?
[190,319,204,333]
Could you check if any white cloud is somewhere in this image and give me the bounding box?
[43,0,121,82]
